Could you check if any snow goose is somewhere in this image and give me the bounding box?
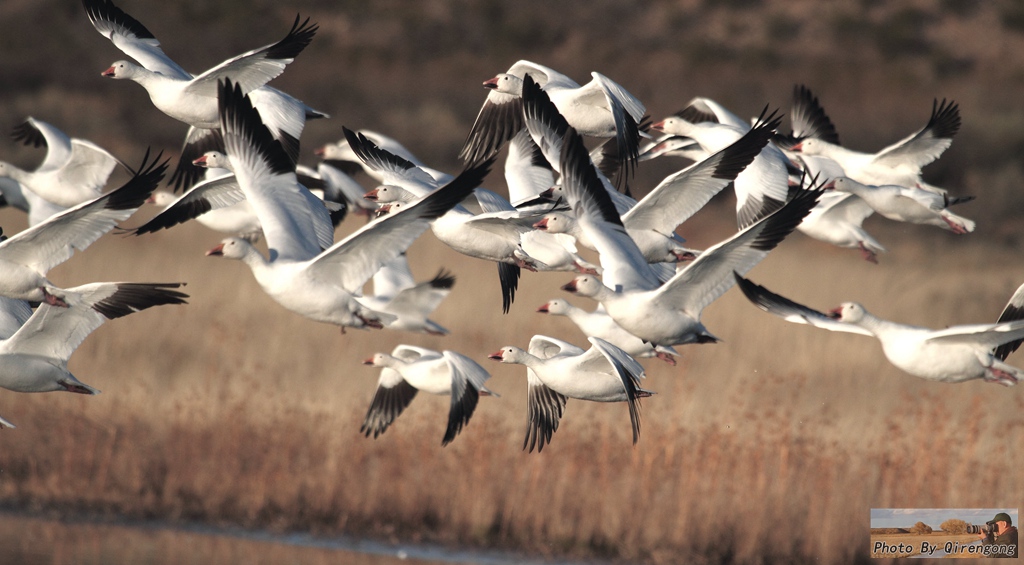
[792,98,960,194]
[735,274,1024,386]
[347,129,553,313]
[461,60,646,185]
[82,0,326,190]
[536,299,678,365]
[0,117,128,208]
[557,125,824,347]
[650,106,791,229]
[795,190,885,263]
[207,80,492,332]
[362,345,494,446]
[0,281,187,428]
[355,255,455,335]
[128,150,338,248]
[489,335,650,451]
[0,151,165,305]
[831,176,975,234]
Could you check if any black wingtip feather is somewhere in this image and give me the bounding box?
[92,282,189,320]
[791,85,840,145]
[749,174,826,252]
[11,120,45,148]
[926,98,961,141]
[264,15,318,61]
[711,105,780,181]
[342,127,418,173]
[442,385,480,446]
[361,380,418,439]
[105,148,168,211]
[429,269,456,290]
[498,262,520,314]
[218,79,293,176]
[82,0,157,40]
[559,127,624,228]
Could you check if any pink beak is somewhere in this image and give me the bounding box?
[314,146,326,157]
[192,155,208,167]
[649,120,666,132]
[362,357,375,365]
[101,66,116,77]
[827,307,842,319]
[205,243,225,256]
[533,218,549,230]
[791,141,804,151]
[364,188,379,201]
[487,350,504,360]
[561,279,579,293]
[483,77,499,89]
[536,303,550,313]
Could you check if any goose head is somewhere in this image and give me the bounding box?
[488,346,527,364]
[483,73,523,96]
[828,302,867,323]
[205,237,252,260]
[537,298,570,315]
[101,60,140,80]
[561,275,604,297]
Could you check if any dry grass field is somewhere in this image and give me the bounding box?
[0,199,1020,565]
[1,1,1024,564]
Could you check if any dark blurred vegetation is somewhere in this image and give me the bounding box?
[2,0,1024,237]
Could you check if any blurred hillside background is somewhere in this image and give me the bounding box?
[2,0,1024,233]
[1,2,1024,565]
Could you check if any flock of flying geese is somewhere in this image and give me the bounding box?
[0,0,1022,451]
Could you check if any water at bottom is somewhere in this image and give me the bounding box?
[0,511,589,565]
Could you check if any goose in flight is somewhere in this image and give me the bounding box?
[791,98,961,194]
[489,335,651,452]
[0,117,129,208]
[461,60,646,186]
[735,274,1024,386]
[0,150,165,306]
[206,80,491,332]
[361,345,495,446]
[536,298,679,365]
[82,0,326,190]
[555,123,824,347]
[831,176,975,234]
[0,281,188,428]
[355,255,456,335]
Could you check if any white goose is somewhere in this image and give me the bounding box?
[206,80,490,332]
[361,345,494,446]
[461,60,646,183]
[0,117,128,208]
[83,0,326,190]
[0,151,165,305]
[649,107,792,229]
[0,281,188,428]
[489,335,650,452]
[522,77,774,265]
[556,125,824,347]
[792,98,960,193]
[735,274,1024,386]
[536,298,678,365]
[130,150,337,247]
[355,255,455,335]
[831,176,975,234]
